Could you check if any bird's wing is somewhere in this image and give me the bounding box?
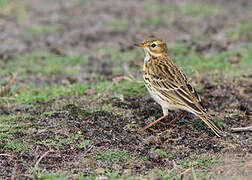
[145,58,205,114]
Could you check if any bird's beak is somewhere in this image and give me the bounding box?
[134,43,145,47]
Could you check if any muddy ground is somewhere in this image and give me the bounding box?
[0,0,252,179]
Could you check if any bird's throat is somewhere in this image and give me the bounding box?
[143,51,152,71]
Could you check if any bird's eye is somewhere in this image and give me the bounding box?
[151,43,156,48]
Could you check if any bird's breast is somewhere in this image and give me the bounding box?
[143,74,174,109]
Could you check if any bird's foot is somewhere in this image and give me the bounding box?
[162,122,176,127]
[138,115,168,133]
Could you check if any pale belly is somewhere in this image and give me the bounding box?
[145,83,175,110]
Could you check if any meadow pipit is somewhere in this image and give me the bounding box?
[135,38,223,137]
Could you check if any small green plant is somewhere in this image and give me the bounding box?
[105,18,129,30]
[192,117,226,131]
[89,81,111,92]
[0,114,31,139]
[143,16,167,27]
[101,103,114,112]
[182,4,218,16]
[192,168,213,180]
[213,117,227,128]
[169,42,252,76]
[41,110,66,116]
[144,3,178,14]
[36,131,92,149]
[98,47,142,63]
[112,66,124,74]
[167,43,190,57]
[73,130,83,140]
[0,0,12,15]
[0,52,88,76]
[150,147,173,158]
[112,80,146,96]
[0,113,30,123]
[226,21,252,41]
[5,140,28,151]
[181,156,216,169]
[36,139,57,147]
[146,168,180,179]
[94,150,129,162]
[147,16,165,26]
[0,0,11,7]
[84,169,135,180]
[24,25,57,40]
[39,173,68,180]
[0,115,16,123]
[1,82,89,104]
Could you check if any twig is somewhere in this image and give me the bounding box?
[0,153,13,157]
[230,126,252,132]
[168,168,191,180]
[33,149,54,178]
[192,68,200,86]
[122,63,143,83]
[178,168,191,178]
[123,62,134,79]
[122,76,134,82]
[14,174,34,179]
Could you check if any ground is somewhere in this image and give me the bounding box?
[0,0,252,179]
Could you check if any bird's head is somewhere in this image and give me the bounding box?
[134,38,168,58]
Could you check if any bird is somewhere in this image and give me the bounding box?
[134,38,223,137]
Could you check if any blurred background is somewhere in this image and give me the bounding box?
[0,0,252,179]
[1,0,252,79]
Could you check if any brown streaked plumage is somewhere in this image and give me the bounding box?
[135,38,223,137]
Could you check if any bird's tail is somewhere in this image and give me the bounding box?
[197,113,223,137]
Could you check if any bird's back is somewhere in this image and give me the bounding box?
[144,55,206,115]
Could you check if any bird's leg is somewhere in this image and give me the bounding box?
[165,112,183,127]
[138,107,169,133]
[159,108,169,126]
[138,115,168,133]
[147,127,159,133]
